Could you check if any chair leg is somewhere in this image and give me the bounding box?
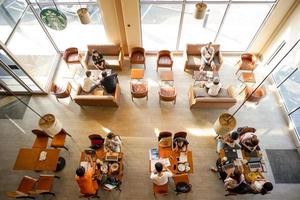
[69,95,73,101]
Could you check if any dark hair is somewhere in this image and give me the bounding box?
[155,162,163,173]
[92,49,98,54]
[230,168,242,183]
[230,131,239,140]
[261,182,273,195]
[251,137,259,146]
[107,132,114,139]
[76,166,85,177]
[101,71,107,77]
[86,70,91,77]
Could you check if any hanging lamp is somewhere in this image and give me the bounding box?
[38,0,67,30]
[77,0,91,24]
[194,1,207,20]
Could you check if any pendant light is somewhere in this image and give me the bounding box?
[194,1,207,20]
[77,0,91,24]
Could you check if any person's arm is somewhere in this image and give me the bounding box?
[150,172,157,180]
[201,47,209,63]
[208,47,215,63]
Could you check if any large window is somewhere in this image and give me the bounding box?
[33,2,108,51]
[271,39,300,140]
[140,0,276,51]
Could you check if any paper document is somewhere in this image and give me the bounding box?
[179,152,188,162]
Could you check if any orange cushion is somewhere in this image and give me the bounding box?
[160,87,176,97]
[132,82,147,93]
[67,53,79,63]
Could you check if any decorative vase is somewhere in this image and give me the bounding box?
[213,113,236,136]
[38,114,62,136]
[194,2,207,20]
[77,8,91,24]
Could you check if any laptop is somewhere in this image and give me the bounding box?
[224,147,238,160]
[248,157,262,172]
[105,152,119,162]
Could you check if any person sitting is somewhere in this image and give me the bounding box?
[92,50,105,70]
[173,137,189,152]
[216,131,241,153]
[104,132,122,152]
[100,71,118,94]
[75,155,98,196]
[200,42,216,71]
[250,179,273,195]
[150,162,173,186]
[224,168,252,194]
[239,129,260,152]
[208,77,222,97]
[82,70,101,93]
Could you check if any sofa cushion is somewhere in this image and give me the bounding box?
[131,82,147,93]
[158,56,172,66]
[193,87,229,98]
[187,56,201,67]
[87,44,120,55]
[160,86,176,97]
[67,53,79,63]
[87,56,119,67]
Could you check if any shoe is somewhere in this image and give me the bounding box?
[210,167,218,173]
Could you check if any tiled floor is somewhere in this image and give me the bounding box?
[0,55,299,200]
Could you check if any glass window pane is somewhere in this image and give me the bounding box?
[216,3,273,51]
[141,4,182,50]
[0,49,41,92]
[0,65,28,92]
[278,70,300,112]
[273,42,300,85]
[0,0,27,43]
[7,8,58,90]
[290,108,300,140]
[179,4,226,50]
[34,3,108,51]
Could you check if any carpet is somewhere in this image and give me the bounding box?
[266,149,300,183]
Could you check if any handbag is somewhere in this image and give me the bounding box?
[175,182,192,193]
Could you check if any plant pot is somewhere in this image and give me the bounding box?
[213,113,236,136]
[77,8,91,24]
[194,2,207,19]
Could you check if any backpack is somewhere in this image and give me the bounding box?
[175,182,192,193]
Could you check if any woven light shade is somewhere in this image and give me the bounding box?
[213,113,236,136]
[194,2,207,20]
[38,114,62,136]
[77,8,91,24]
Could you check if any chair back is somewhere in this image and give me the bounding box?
[241,53,255,63]
[32,129,49,137]
[17,176,37,194]
[158,50,171,58]
[153,183,168,194]
[131,47,145,54]
[174,131,187,140]
[63,47,78,62]
[158,131,172,148]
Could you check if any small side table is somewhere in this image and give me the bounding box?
[238,72,256,94]
[159,71,174,86]
[131,69,144,79]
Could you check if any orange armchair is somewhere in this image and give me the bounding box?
[157,50,173,72]
[6,176,37,199]
[235,53,256,75]
[50,82,73,102]
[63,47,83,68]
[130,47,146,69]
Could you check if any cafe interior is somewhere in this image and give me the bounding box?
[0,0,300,199]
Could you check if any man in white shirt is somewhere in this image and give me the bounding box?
[82,70,100,93]
[200,42,216,71]
[208,77,222,96]
[150,162,173,186]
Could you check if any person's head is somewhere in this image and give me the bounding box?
[86,70,91,77]
[250,136,259,146]
[155,162,163,173]
[261,182,273,195]
[101,70,107,78]
[231,168,242,183]
[177,140,184,148]
[92,49,99,56]
[76,166,85,177]
[230,131,239,141]
[213,77,220,85]
[107,132,115,140]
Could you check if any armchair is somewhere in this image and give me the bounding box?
[235,53,256,75]
[6,176,37,199]
[157,50,173,72]
[130,47,146,69]
[63,47,83,68]
[50,82,73,102]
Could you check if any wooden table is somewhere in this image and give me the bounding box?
[131,69,144,79]
[193,70,219,86]
[80,149,124,184]
[14,148,60,171]
[159,71,174,86]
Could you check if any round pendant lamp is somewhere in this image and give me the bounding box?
[38,114,62,136]
[194,2,207,20]
[77,0,91,24]
[213,113,236,136]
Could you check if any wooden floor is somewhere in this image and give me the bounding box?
[0,56,299,200]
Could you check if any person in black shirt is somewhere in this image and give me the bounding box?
[100,71,118,94]
[92,50,105,70]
